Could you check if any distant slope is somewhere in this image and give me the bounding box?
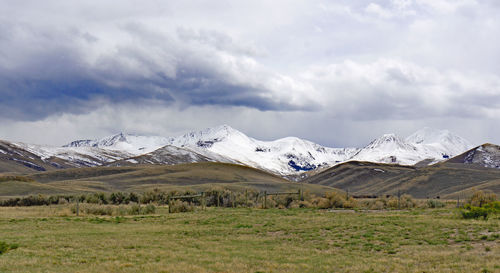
[1,126,475,180]
[350,128,472,166]
[0,140,69,173]
[447,143,500,169]
[304,160,500,199]
[13,142,134,167]
[0,162,334,198]
[62,125,359,175]
[63,133,171,155]
[106,145,218,167]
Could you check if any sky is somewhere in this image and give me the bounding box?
[1,0,500,147]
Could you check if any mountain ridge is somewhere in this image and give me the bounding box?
[1,125,476,177]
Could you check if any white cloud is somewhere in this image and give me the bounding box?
[1,0,500,146]
[365,3,395,18]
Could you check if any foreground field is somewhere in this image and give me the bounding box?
[0,207,499,272]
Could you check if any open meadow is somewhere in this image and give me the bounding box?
[0,206,499,273]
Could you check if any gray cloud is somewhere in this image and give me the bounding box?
[0,0,500,146]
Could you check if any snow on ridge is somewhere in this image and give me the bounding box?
[6,125,475,176]
[350,128,473,166]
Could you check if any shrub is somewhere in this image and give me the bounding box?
[273,195,295,208]
[469,190,497,207]
[128,203,142,215]
[325,191,346,208]
[169,200,194,213]
[142,204,156,214]
[0,241,9,254]
[57,198,69,205]
[71,203,157,216]
[427,199,446,208]
[294,200,313,208]
[342,197,358,209]
[386,197,399,209]
[72,204,113,215]
[400,194,416,209]
[128,192,139,203]
[483,201,500,211]
[85,193,108,204]
[0,241,16,255]
[462,206,489,219]
[370,200,385,210]
[110,192,127,204]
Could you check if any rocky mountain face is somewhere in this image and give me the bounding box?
[1,125,477,177]
[448,143,500,169]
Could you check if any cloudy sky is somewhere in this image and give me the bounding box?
[1,0,499,147]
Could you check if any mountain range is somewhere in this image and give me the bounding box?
[0,125,484,177]
[2,125,500,198]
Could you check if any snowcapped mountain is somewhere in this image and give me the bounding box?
[1,125,475,177]
[448,143,500,169]
[406,127,472,157]
[351,128,473,165]
[106,145,216,166]
[12,142,135,167]
[64,133,172,155]
[60,125,358,175]
[350,134,419,164]
[160,125,359,175]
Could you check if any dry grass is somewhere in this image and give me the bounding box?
[305,161,500,199]
[0,206,499,272]
[0,163,333,199]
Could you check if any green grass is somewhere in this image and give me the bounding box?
[0,206,499,272]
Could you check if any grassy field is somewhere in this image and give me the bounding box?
[0,206,499,272]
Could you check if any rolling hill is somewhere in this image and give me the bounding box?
[0,162,334,198]
[304,147,500,199]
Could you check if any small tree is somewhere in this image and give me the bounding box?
[469,190,497,207]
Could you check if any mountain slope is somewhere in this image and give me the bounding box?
[106,145,217,166]
[13,142,134,168]
[63,125,359,176]
[64,133,172,155]
[0,140,62,173]
[304,142,500,199]
[2,125,474,177]
[165,125,359,175]
[406,127,472,156]
[350,128,473,166]
[350,134,419,164]
[0,163,335,198]
[447,143,500,169]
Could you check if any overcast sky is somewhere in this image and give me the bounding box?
[1,0,499,147]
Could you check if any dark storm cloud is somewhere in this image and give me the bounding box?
[0,19,308,121]
[1,0,500,147]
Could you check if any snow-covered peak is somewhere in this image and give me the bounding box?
[364,134,413,151]
[161,125,357,175]
[63,133,171,155]
[169,124,251,148]
[96,132,128,147]
[350,128,473,165]
[54,124,474,175]
[406,127,473,156]
[351,133,418,164]
[406,127,471,147]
